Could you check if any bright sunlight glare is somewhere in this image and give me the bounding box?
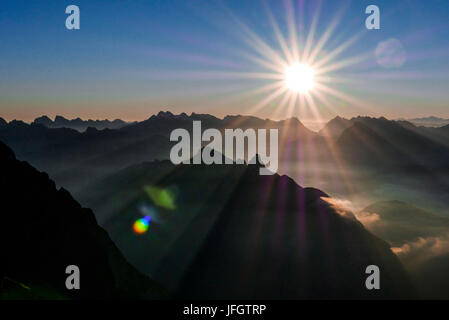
[284,63,316,93]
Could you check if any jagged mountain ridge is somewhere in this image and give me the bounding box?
[2,112,449,198]
[33,115,131,132]
[0,112,317,193]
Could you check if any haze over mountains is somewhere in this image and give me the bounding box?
[0,111,315,192]
[358,200,449,299]
[403,116,449,128]
[1,111,449,213]
[1,111,448,211]
[60,151,416,299]
[6,113,449,133]
[0,138,415,299]
[2,110,449,299]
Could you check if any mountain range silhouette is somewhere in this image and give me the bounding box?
[1,112,448,194]
[33,115,130,132]
[2,111,449,299]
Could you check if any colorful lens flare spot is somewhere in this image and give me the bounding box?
[133,216,151,234]
[144,186,176,210]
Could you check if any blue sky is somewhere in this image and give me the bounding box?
[1,0,449,122]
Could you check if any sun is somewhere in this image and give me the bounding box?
[284,63,316,93]
[183,1,369,119]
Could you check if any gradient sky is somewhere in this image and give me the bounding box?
[1,0,449,123]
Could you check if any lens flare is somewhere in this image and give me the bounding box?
[133,216,151,234]
[144,186,176,210]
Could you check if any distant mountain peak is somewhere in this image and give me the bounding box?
[54,115,68,122]
[157,111,175,117]
[150,111,191,121]
[35,115,51,121]
[279,116,302,125]
[32,115,129,132]
[319,115,352,137]
[190,112,221,121]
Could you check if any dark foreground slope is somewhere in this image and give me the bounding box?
[412,253,449,299]
[174,164,414,299]
[0,141,167,299]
